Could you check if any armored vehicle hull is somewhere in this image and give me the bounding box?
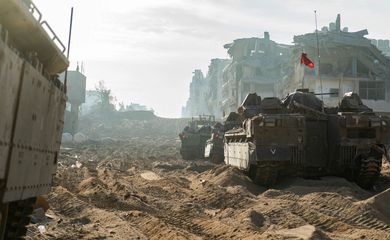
[0,0,68,237]
[224,113,306,185]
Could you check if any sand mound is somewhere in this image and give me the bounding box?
[273,225,330,240]
[360,188,390,224]
[140,171,162,181]
[38,117,390,239]
[77,177,105,197]
[237,209,267,230]
[197,165,261,194]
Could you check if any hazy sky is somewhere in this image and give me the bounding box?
[34,0,390,117]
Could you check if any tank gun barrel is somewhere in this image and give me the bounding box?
[313,92,338,96]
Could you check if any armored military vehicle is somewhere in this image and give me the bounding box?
[333,92,389,189]
[0,0,68,237]
[224,91,390,188]
[204,113,243,163]
[224,93,306,186]
[204,122,224,163]
[179,115,216,160]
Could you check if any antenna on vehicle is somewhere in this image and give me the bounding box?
[314,10,323,102]
[64,7,74,92]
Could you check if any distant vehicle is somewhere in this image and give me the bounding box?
[179,115,216,160]
[204,123,224,163]
[204,113,243,163]
[0,0,68,238]
[224,91,390,189]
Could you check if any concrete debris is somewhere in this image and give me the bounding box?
[37,225,46,234]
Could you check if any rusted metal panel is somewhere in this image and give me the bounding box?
[3,61,66,202]
[0,39,24,179]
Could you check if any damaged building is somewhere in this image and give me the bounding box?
[182,59,230,118]
[182,69,208,117]
[279,14,390,112]
[221,32,292,115]
[205,59,231,119]
[371,39,390,57]
[183,15,390,118]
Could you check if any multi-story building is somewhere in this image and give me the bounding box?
[279,14,390,112]
[182,69,208,117]
[183,15,390,118]
[221,32,292,115]
[182,59,230,119]
[205,58,231,119]
[371,39,390,57]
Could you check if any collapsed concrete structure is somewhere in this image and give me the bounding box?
[182,69,207,117]
[182,59,230,118]
[221,32,291,115]
[280,14,390,112]
[182,15,390,118]
[205,59,231,119]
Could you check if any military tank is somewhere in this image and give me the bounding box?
[224,91,390,189]
[179,115,216,160]
[0,0,68,237]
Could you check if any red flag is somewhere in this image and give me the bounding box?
[300,53,314,69]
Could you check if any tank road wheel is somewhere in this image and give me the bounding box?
[355,157,382,189]
[3,198,36,239]
[249,163,278,187]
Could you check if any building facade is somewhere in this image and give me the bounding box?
[221,32,291,115]
[182,70,208,117]
[279,14,390,112]
[183,15,390,118]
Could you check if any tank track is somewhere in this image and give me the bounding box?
[180,149,198,160]
[249,163,278,187]
[4,197,36,239]
[206,149,224,164]
[355,156,382,189]
[290,193,390,231]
